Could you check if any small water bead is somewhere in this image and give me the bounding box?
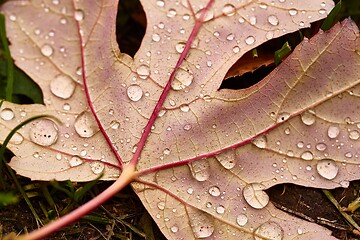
[157,201,166,210]
[236,214,248,226]
[127,84,143,102]
[249,16,257,25]
[267,15,279,26]
[216,149,236,170]
[208,186,221,197]
[226,33,235,41]
[328,125,340,139]
[152,33,161,42]
[349,130,360,140]
[136,65,150,79]
[41,44,54,57]
[222,4,236,16]
[245,36,255,45]
[289,9,298,16]
[238,17,245,23]
[10,132,24,145]
[266,31,274,40]
[316,143,327,151]
[232,46,240,53]
[69,156,83,167]
[90,161,105,174]
[167,9,177,18]
[74,9,84,21]
[345,152,353,158]
[110,120,120,129]
[9,14,17,21]
[318,9,327,14]
[30,119,58,146]
[175,42,186,53]
[74,111,99,138]
[180,104,190,112]
[254,221,284,240]
[163,148,171,155]
[170,225,179,233]
[301,151,313,160]
[50,74,76,99]
[301,111,316,126]
[187,187,194,194]
[316,159,338,180]
[189,159,210,182]
[276,112,290,123]
[216,205,225,214]
[156,0,164,7]
[0,108,15,121]
[252,135,267,149]
[183,124,192,131]
[243,183,269,209]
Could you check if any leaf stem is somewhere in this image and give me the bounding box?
[12,165,136,240]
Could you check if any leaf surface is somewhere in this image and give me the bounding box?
[2,0,359,239]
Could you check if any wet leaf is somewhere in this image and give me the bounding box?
[2,0,358,239]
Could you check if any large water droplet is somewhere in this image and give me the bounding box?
[136,65,150,79]
[167,8,177,18]
[301,111,316,126]
[316,159,338,180]
[254,221,284,240]
[90,161,105,174]
[127,84,143,102]
[156,0,165,7]
[327,125,340,139]
[74,111,99,138]
[171,68,193,90]
[29,119,58,146]
[216,205,225,214]
[216,149,236,170]
[189,159,210,182]
[188,208,214,238]
[208,186,221,197]
[180,104,190,112]
[69,156,83,167]
[0,108,15,121]
[252,135,267,149]
[267,15,279,26]
[41,44,54,57]
[289,9,298,16]
[10,132,24,145]
[245,36,255,45]
[236,214,248,226]
[50,74,76,99]
[74,9,84,21]
[243,183,269,209]
[175,42,186,53]
[195,8,214,22]
[222,4,236,16]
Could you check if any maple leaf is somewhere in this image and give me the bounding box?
[2,0,360,239]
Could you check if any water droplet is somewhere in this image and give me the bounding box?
[316,159,338,180]
[187,187,194,194]
[157,201,166,210]
[243,183,269,209]
[170,225,178,233]
[232,46,240,53]
[188,208,214,238]
[289,9,298,16]
[90,161,105,174]
[163,148,171,155]
[180,104,190,112]
[260,3,268,9]
[267,15,279,26]
[110,120,120,129]
[74,9,84,21]
[318,9,326,14]
[10,132,24,145]
[245,36,255,45]
[254,221,284,240]
[222,4,236,16]
[226,33,235,41]
[276,112,290,123]
[167,8,177,18]
[69,156,83,167]
[316,143,327,151]
[328,125,340,139]
[127,84,143,102]
[156,0,165,7]
[152,33,161,42]
[50,74,76,99]
[136,65,150,79]
[183,124,192,131]
[175,42,186,53]
[345,152,353,158]
[74,111,99,138]
[216,205,225,214]
[189,159,210,182]
[29,119,58,146]
[195,8,214,22]
[300,151,313,160]
[301,111,316,125]
[249,16,257,25]
[349,130,360,140]
[216,149,236,169]
[0,108,15,121]
[252,135,267,149]
[9,14,17,21]
[266,31,274,40]
[41,44,54,57]
[171,68,193,90]
[236,214,248,226]
[208,186,221,197]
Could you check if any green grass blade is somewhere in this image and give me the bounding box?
[274,42,291,66]
[0,14,14,102]
[321,0,342,31]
